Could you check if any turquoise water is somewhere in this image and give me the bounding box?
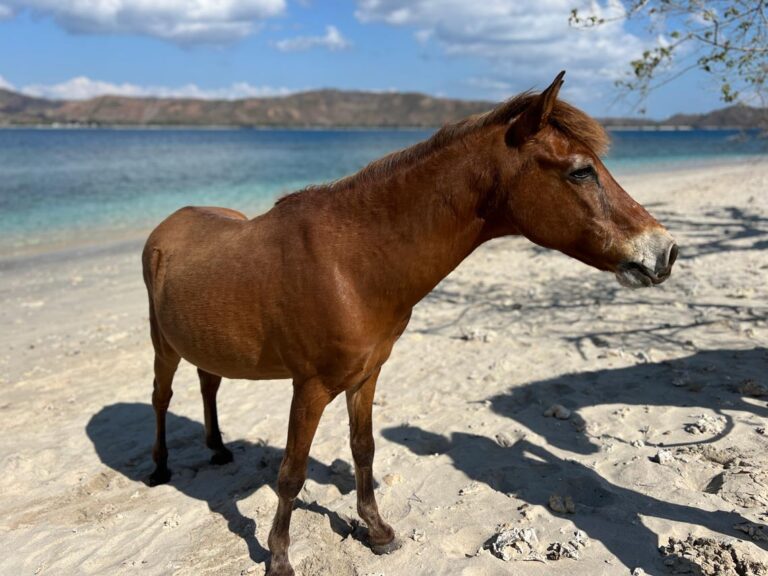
[0,127,765,254]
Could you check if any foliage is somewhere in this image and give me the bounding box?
[570,1,767,108]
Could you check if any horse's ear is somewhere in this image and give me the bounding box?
[506,70,565,147]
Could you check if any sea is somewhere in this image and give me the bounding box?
[0,127,765,256]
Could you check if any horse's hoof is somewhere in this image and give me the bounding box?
[148,467,172,486]
[371,536,403,555]
[210,449,234,465]
[265,562,295,576]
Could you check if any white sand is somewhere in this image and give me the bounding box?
[1,158,767,576]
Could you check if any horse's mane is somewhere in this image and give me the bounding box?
[276,93,609,205]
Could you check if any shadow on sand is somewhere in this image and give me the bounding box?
[489,347,768,455]
[384,347,768,573]
[85,403,358,565]
[412,203,768,353]
[646,203,768,259]
[86,348,767,572]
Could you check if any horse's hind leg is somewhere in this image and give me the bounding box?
[198,368,233,465]
[346,369,400,554]
[149,352,180,486]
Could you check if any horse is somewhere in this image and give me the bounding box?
[141,71,677,576]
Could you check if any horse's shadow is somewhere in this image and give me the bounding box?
[383,428,764,573]
[384,347,768,572]
[86,348,767,570]
[85,403,357,564]
[489,347,768,455]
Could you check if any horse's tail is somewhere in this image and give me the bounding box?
[142,235,172,357]
[142,232,163,308]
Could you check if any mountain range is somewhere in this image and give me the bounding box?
[0,88,765,129]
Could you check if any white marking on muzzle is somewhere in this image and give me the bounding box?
[615,228,676,289]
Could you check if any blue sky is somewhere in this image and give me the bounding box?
[0,0,731,118]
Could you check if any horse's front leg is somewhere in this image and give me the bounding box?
[346,369,401,554]
[267,378,334,576]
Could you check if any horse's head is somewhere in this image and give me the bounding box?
[488,71,677,288]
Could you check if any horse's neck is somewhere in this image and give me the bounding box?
[341,139,498,310]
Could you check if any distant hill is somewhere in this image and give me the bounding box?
[0,89,55,124]
[0,88,491,128]
[0,88,765,129]
[664,104,768,129]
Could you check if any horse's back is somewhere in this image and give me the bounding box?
[143,205,252,270]
[144,204,246,248]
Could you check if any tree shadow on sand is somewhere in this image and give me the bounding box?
[413,263,767,357]
[643,203,768,259]
[488,347,768,455]
[412,202,768,353]
[86,403,358,565]
[383,347,768,573]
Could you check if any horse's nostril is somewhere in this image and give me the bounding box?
[668,243,679,267]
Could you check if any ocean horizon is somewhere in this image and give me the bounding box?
[1,127,766,257]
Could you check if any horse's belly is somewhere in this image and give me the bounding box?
[170,330,291,380]
[156,296,291,380]
[197,355,292,381]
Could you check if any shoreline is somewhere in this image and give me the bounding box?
[2,155,766,264]
[1,123,765,132]
[0,124,438,132]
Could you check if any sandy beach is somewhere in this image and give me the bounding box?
[1,158,767,576]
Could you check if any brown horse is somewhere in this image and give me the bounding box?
[142,71,677,576]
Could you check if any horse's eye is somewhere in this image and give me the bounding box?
[569,166,596,182]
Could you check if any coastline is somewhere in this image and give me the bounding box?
[0,124,434,132]
[0,154,768,260]
[2,155,766,263]
[0,122,763,132]
[0,231,149,269]
[2,157,768,575]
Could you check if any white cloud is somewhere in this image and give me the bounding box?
[2,0,286,44]
[0,74,14,90]
[355,0,648,104]
[0,4,14,19]
[466,77,513,93]
[274,25,351,52]
[16,76,294,100]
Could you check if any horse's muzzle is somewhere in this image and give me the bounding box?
[616,233,678,289]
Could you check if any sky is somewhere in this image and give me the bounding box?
[0,0,732,119]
